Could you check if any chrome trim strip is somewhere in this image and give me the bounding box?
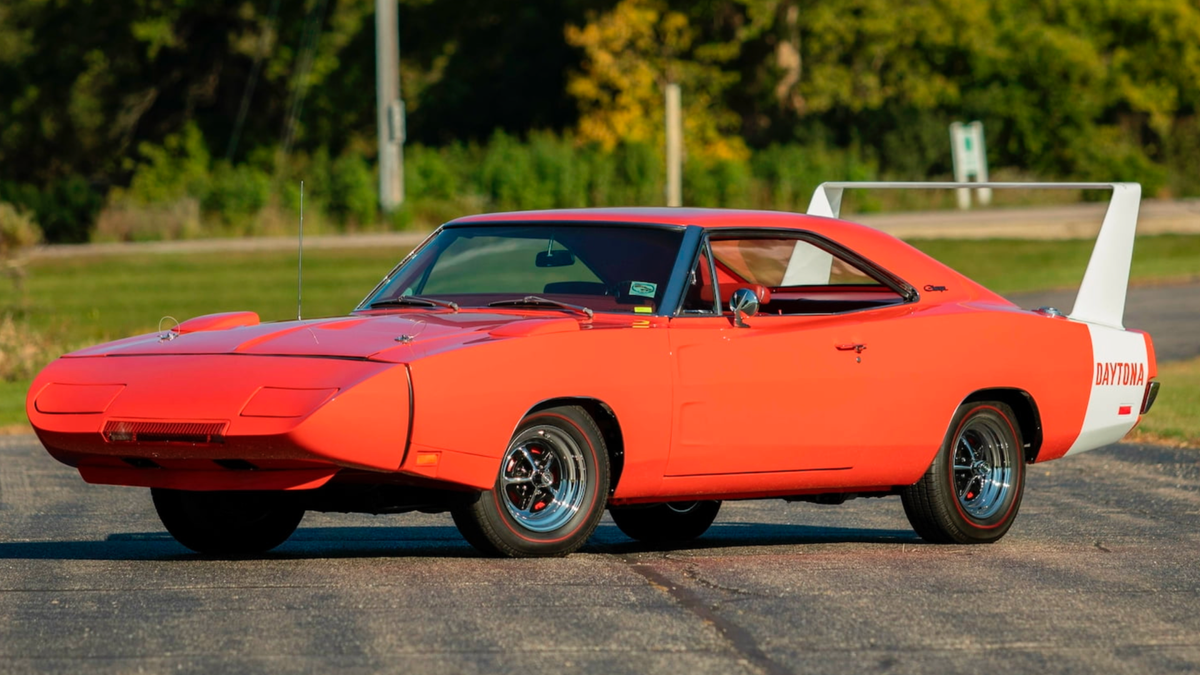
[400,363,415,467]
[355,227,444,311]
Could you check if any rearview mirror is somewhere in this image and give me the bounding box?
[536,250,575,268]
[729,287,760,328]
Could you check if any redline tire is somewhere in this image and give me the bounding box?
[151,488,305,555]
[901,401,1025,544]
[610,501,722,543]
[452,405,610,558]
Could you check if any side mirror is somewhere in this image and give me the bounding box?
[729,287,760,328]
[536,250,575,268]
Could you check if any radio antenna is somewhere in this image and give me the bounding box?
[297,180,304,321]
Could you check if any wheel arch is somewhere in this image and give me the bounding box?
[961,388,1043,463]
[526,397,625,496]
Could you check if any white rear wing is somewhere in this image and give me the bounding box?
[807,182,1143,330]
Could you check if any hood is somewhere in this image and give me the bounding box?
[65,311,588,363]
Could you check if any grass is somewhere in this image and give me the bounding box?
[1,234,1198,437]
[1,246,414,427]
[0,380,27,430]
[911,234,1200,294]
[1136,356,1200,445]
[14,246,414,343]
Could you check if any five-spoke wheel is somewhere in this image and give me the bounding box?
[452,405,609,557]
[901,401,1025,544]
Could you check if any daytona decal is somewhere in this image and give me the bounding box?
[1067,323,1149,456]
[1094,361,1145,386]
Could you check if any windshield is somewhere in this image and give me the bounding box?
[361,224,685,314]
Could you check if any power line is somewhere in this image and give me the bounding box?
[225,0,282,162]
[280,0,329,159]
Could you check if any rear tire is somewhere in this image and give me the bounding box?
[452,405,609,558]
[610,501,721,543]
[151,488,304,555]
[901,401,1025,544]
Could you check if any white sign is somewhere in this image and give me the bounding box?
[950,121,991,209]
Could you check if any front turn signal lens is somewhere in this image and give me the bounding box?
[240,387,337,418]
[34,383,125,414]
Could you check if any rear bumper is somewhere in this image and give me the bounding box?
[28,354,414,490]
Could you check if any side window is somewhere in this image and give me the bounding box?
[680,246,719,314]
[709,236,907,315]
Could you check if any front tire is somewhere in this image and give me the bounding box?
[452,405,609,558]
[151,488,305,555]
[901,401,1025,544]
[610,501,721,543]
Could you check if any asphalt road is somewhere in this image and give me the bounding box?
[1,436,1197,674]
[1009,283,1200,362]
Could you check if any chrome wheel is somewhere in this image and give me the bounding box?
[500,425,588,533]
[951,415,1013,519]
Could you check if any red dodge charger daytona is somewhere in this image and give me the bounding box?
[27,182,1159,557]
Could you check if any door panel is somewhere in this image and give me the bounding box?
[666,312,895,476]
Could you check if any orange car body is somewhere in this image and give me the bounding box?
[26,207,1157,506]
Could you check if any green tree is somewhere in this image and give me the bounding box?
[566,0,748,160]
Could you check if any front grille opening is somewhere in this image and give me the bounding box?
[213,459,257,471]
[104,421,227,445]
[121,457,160,469]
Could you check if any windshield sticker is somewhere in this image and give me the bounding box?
[634,306,653,314]
[629,281,657,298]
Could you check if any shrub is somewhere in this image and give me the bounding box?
[1165,117,1200,198]
[328,152,378,226]
[479,130,540,211]
[92,199,202,242]
[124,123,212,205]
[0,202,42,292]
[0,315,61,382]
[0,177,102,244]
[203,163,272,223]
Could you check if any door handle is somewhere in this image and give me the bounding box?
[836,343,867,353]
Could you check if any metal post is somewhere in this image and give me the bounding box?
[971,121,992,206]
[376,0,404,212]
[665,83,682,207]
[949,122,971,210]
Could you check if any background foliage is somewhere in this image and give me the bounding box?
[1,0,1199,242]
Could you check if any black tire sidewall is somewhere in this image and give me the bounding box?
[151,488,304,555]
[610,500,722,542]
[936,403,1025,537]
[471,407,609,555]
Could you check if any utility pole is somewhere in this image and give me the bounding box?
[665,83,682,207]
[376,0,404,212]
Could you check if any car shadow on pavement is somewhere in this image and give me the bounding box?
[586,522,922,555]
[0,523,921,561]
[0,526,477,561]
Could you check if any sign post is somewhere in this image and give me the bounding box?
[950,121,990,209]
[665,83,682,207]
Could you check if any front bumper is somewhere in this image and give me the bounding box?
[28,354,412,490]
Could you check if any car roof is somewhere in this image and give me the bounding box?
[447,207,1011,306]
[451,206,825,229]
[449,207,898,255]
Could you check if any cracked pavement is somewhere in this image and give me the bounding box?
[1,435,1198,674]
